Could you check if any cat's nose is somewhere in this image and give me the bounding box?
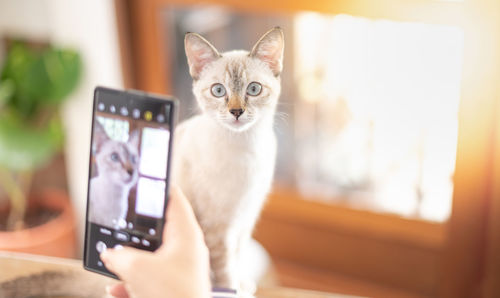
[126,169,133,176]
[229,108,244,120]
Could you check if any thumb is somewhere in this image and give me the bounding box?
[100,247,151,279]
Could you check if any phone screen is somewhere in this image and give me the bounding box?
[84,87,176,278]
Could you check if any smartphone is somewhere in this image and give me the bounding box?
[84,86,177,279]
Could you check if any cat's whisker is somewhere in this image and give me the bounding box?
[273,111,290,127]
[275,111,289,118]
[276,101,295,107]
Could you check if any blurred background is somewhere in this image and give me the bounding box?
[0,0,499,297]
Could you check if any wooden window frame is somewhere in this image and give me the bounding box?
[115,0,500,297]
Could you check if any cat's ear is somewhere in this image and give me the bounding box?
[185,32,221,80]
[93,120,109,152]
[128,130,140,149]
[250,27,284,76]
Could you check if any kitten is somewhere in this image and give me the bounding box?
[89,120,140,229]
[174,27,284,296]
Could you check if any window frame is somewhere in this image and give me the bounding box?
[115,0,500,296]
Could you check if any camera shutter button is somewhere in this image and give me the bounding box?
[96,241,107,253]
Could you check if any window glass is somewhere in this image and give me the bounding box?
[162,6,464,222]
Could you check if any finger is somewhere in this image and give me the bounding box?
[100,247,151,278]
[106,283,129,298]
[164,185,204,242]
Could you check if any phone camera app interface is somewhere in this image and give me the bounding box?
[85,88,173,277]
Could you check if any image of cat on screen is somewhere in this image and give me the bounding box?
[89,118,140,229]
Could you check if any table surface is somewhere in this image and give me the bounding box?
[0,251,354,298]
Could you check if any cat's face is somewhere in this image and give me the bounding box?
[185,27,284,132]
[93,121,140,187]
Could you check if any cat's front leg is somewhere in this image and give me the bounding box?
[211,236,256,298]
[207,232,239,289]
[236,228,257,298]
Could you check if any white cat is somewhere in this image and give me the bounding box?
[89,120,140,229]
[173,27,284,295]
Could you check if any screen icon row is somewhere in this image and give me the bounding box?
[97,102,166,123]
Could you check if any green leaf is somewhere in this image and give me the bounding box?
[1,42,38,116]
[1,43,82,115]
[0,115,64,171]
[1,42,35,82]
[0,79,15,108]
[42,49,82,103]
[0,42,80,170]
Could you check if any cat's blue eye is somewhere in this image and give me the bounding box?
[111,152,120,162]
[211,83,226,98]
[246,82,262,96]
[131,156,136,164]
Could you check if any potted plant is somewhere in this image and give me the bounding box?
[0,41,81,257]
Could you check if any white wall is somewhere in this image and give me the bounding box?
[0,0,51,37]
[0,0,124,256]
[0,0,50,60]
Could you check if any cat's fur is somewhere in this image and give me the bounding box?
[174,27,284,295]
[89,120,140,228]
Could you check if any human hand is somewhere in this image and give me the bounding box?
[100,185,211,298]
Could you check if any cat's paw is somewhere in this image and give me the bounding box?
[238,279,257,297]
[237,290,256,298]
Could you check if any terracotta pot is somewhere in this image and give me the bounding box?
[0,189,77,258]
